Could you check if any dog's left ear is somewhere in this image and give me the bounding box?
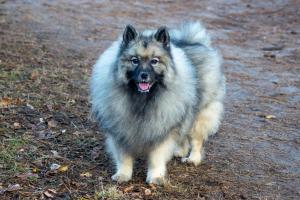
[154,26,170,47]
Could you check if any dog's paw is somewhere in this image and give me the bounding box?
[174,149,189,158]
[111,173,131,183]
[181,155,202,166]
[146,176,166,186]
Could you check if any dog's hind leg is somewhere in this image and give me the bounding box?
[182,101,223,166]
[174,136,190,158]
[106,136,134,183]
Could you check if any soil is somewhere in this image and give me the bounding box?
[0,0,299,199]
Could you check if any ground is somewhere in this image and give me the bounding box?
[0,0,299,199]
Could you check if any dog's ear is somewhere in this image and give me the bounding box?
[123,25,137,45]
[154,26,170,47]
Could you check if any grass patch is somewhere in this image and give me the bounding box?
[94,185,126,200]
[0,68,28,82]
[0,136,28,174]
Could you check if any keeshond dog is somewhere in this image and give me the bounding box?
[90,22,225,185]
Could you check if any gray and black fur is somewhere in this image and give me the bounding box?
[90,22,225,184]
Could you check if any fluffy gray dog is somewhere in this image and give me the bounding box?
[90,22,225,185]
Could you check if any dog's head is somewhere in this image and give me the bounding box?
[116,25,174,94]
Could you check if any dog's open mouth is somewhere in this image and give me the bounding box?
[137,82,153,93]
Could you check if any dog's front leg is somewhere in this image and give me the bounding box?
[146,134,176,185]
[106,136,133,183]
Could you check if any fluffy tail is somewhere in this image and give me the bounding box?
[170,21,211,47]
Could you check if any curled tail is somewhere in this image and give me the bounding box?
[170,21,211,47]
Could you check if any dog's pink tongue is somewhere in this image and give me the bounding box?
[138,83,150,91]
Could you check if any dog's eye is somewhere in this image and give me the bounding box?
[131,57,139,66]
[151,58,159,66]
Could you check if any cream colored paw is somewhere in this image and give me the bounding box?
[146,176,166,185]
[181,154,203,166]
[174,148,189,158]
[111,173,132,183]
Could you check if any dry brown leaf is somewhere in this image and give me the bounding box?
[13,122,21,129]
[30,71,39,80]
[72,131,80,136]
[131,192,142,198]
[123,186,134,193]
[0,97,12,107]
[48,189,57,194]
[16,172,38,180]
[144,188,151,196]
[48,119,58,128]
[149,183,157,190]
[43,189,57,198]
[80,172,92,178]
[18,148,25,152]
[0,97,23,108]
[14,98,23,105]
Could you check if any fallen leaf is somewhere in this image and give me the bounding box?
[43,189,57,198]
[35,130,55,139]
[0,97,23,108]
[131,192,142,198]
[13,122,21,129]
[30,71,39,80]
[51,150,59,157]
[265,115,276,119]
[0,97,12,107]
[16,172,38,180]
[80,172,92,178]
[68,99,76,104]
[144,188,151,196]
[14,98,23,105]
[149,184,157,190]
[48,189,57,193]
[32,168,39,173]
[72,131,80,136]
[58,165,68,172]
[123,186,134,193]
[48,119,58,128]
[26,103,34,110]
[50,163,61,170]
[18,148,25,152]
[71,181,88,188]
[6,184,21,192]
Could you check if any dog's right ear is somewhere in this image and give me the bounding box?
[123,25,137,45]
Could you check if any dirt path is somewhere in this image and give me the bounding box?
[1,0,299,199]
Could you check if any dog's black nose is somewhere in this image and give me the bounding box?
[140,72,149,80]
